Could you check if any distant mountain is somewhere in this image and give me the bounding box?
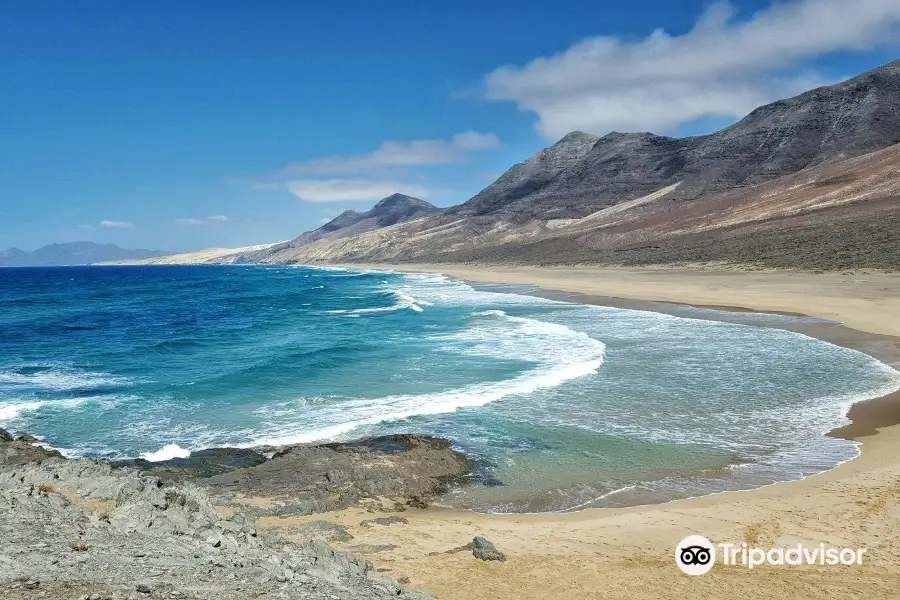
[298,193,441,244]
[0,242,170,267]
[234,194,442,262]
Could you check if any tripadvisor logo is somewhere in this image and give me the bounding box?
[676,535,716,575]
[675,535,867,575]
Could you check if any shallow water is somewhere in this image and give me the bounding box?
[1,265,898,512]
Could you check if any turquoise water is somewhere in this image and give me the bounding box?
[1,265,898,512]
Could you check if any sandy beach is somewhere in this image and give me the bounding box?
[256,264,900,599]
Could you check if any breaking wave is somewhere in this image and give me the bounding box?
[328,289,430,314]
[244,309,606,447]
[140,443,191,462]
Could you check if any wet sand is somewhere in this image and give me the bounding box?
[274,264,900,599]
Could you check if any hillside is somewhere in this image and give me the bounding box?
[235,194,441,263]
[455,59,900,222]
[161,59,900,271]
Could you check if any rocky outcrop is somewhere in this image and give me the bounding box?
[109,435,472,516]
[112,448,268,482]
[0,433,64,467]
[198,434,472,515]
[0,456,433,600]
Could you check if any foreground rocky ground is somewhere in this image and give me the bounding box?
[0,431,472,600]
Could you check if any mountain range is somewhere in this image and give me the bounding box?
[0,242,170,267]
[136,59,900,271]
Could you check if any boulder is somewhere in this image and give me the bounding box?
[472,536,505,561]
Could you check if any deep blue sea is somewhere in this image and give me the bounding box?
[2,265,899,512]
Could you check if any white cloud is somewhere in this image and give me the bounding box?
[484,0,900,138]
[100,220,135,229]
[175,218,206,226]
[284,131,500,175]
[175,215,229,226]
[319,217,333,224]
[287,179,429,203]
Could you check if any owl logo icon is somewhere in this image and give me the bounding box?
[675,535,716,575]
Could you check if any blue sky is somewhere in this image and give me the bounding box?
[2,1,899,252]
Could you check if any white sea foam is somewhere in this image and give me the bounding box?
[0,397,91,422]
[244,309,606,447]
[328,289,428,314]
[140,443,191,462]
[0,366,133,392]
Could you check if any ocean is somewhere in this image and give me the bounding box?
[1,265,899,513]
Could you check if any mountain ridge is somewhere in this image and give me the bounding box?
[142,58,900,271]
[463,58,900,221]
[0,242,170,267]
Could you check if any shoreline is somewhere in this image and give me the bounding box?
[358,263,900,441]
[284,262,900,599]
[22,262,900,506]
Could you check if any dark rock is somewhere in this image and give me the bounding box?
[135,583,152,594]
[360,516,408,527]
[16,433,39,443]
[472,536,505,561]
[0,436,64,467]
[111,447,267,482]
[406,496,429,510]
[0,428,12,442]
[199,434,471,515]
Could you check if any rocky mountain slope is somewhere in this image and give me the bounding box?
[460,59,900,222]
[229,194,441,264]
[452,131,599,217]
[0,242,170,267]
[309,194,441,241]
[244,143,900,270]
[160,59,900,270]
